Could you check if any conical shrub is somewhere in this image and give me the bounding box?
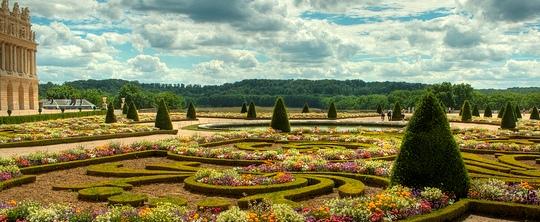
[501,102,516,129]
[105,102,117,123]
[497,105,505,118]
[530,106,540,120]
[155,99,173,130]
[391,102,402,121]
[514,105,522,119]
[247,102,257,119]
[126,101,139,121]
[270,97,291,132]
[376,104,382,114]
[302,102,310,113]
[186,102,197,120]
[122,100,129,115]
[240,103,248,113]
[461,100,472,122]
[472,105,480,117]
[484,105,492,118]
[390,93,469,198]
[327,102,337,120]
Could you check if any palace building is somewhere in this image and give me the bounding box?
[0,0,38,111]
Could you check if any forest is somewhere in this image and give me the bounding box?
[39,79,540,111]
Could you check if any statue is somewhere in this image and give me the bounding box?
[1,0,8,12]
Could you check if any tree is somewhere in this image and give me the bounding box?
[472,105,480,117]
[302,102,310,113]
[376,104,382,114]
[497,105,505,118]
[484,105,492,118]
[105,102,117,123]
[186,102,197,120]
[461,100,472,122]
[530,106,540,120]
[501,102,516,129]
[122,98,129,115]
[514,104,522,119]
[240,103,248,113]
[155,99,173,130]
[327,102,337,120]
[155,92,184,110]
[126,101,139,121]
[247,102,257,119]
[270,97,291,132]
[390,93,469,198]
[391,102,402,121]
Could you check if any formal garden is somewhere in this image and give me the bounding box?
[0,94,539,221]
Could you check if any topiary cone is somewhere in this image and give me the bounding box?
[122,100,129,115]
[472,105,480,117]
[155,99,173,130]
[302,102,310,113]
[376,104,382,114]
[247,102,257,119]
[391,102,402,121]
[483,105,492,118]
[240,102,248,113]
[327,102,337,120]
[105,102,117,123]
[530,106,540,120]
[497,105,505,118]
[186,102,197,120]
[500,102,516,129]
[126,101,139,121]
[514,105,522,119]
[270,97,291,132]
[461,100,472,122]
[390,93,469,198]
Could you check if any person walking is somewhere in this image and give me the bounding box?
[387,110,392,121]
[380,112,385,121]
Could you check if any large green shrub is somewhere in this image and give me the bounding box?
[472,105,480,117]
[376,104,382,114]
[501,102,516,129]
[327,102,337,120]
[247,102,257,119]
[240,103,248,113]
[460,100,472,122]
[483,105,492,118]
[391,102,402,121]
[270,97,291,132]
[155,99,173,130]
[531,106,540,120]
[390,93,469,198]
[514,105,522,119]
[122,100,129,115]
[126,101,139,121]
[186,102,197,120]
[302,102,310,113]
[497,105,505,118]
[105,102,117,124]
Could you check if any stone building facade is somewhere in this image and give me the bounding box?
[0,0,38,111]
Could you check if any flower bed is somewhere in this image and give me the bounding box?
[0,165,21,182]
[0,116,157,144]
[468,178,540,205]
[194,169,294,186]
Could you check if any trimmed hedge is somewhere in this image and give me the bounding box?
[0,110,106,125]
[0,175,37,191]
[498,105,505,118]
[391,101,402,121]
[327,102,337,120]
[0,130,178,149]
[497,154,539,170]
[240,102,248,113]
[145,162,200,172]
[155,99,173,130]
[472,104,480,117]
[20,150,168,175]
[515,105,522,119]
[247,102,257,119]
[197,197,232,210]
[501,102,517,129]
[78,187,124,201]
[105,102,117,123]
[461,100,472,122]
[107,192,147,207]
[238,175,334,209]
[184,176,308,197]
[311,174,365,197]
[167,153,265,166]
[531,106,540,120]
[186,102,197,120]
[126,101,139,121]
[53,175,189,191]
[484,105,492,118]
[86,163,185,177]
[302,102,310,113]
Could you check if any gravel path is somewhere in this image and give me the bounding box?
[0,116,502,157]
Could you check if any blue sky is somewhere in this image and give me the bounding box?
[18,0,540,88]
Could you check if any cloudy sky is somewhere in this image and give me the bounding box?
[20,0,540,88]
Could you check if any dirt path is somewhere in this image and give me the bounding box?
[0,116,501,157]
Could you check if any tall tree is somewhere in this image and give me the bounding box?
[270,97,291,132]
[391,93,469,198]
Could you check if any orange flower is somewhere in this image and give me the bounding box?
[8,200,16,206]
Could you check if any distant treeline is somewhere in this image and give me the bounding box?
[39,79,540,111]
